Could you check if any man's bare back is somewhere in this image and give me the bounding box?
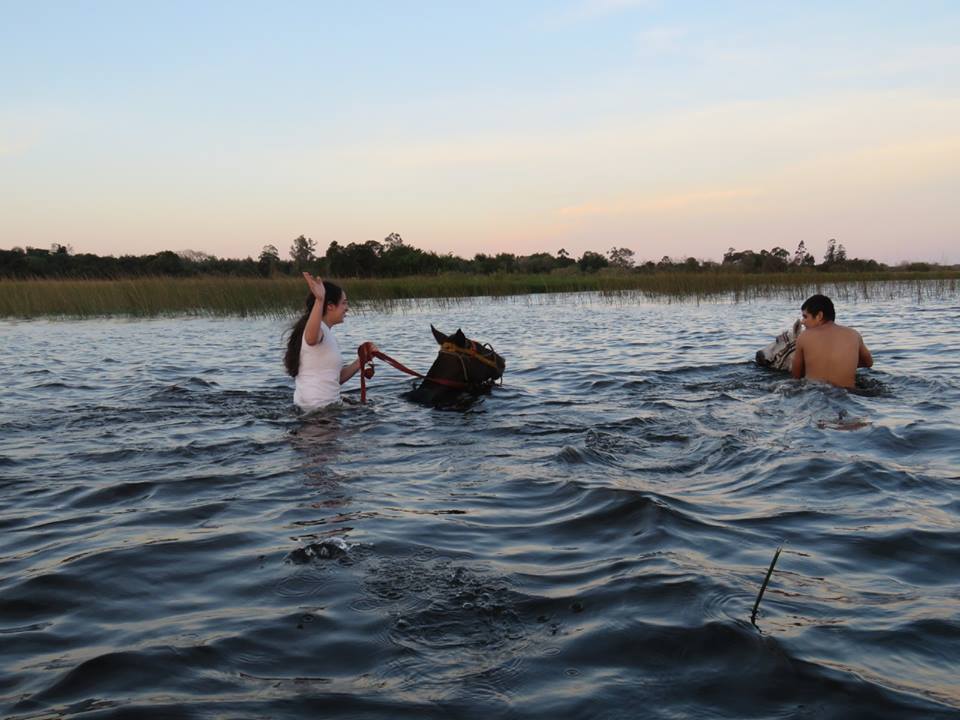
[791,295,872,389]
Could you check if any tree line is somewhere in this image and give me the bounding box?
[0,234,945,280]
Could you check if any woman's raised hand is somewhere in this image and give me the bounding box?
[302,272,325,302]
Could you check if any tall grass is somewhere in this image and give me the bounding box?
[0,271,957,318]
[0,277,299,319]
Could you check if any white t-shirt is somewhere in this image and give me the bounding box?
[293,322,342,410]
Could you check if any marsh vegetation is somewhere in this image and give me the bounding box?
[1,271,957,318]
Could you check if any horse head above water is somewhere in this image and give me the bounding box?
[406,325,506,406]
[755,318,803,371]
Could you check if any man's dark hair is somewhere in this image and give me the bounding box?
[801,294,836,322]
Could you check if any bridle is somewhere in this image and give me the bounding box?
[357,340,502,403]
[438,340,502,383]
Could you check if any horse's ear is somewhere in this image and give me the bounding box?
[452,329,468,347]
[431,325,447,345]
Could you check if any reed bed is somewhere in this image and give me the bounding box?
[0,272,956,319]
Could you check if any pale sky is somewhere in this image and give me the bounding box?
[2,1,958,265]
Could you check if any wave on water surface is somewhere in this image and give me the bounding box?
[1,295,959,718]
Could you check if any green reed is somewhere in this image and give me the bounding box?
[0,272,957,318]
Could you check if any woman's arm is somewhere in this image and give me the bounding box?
[340,358,362,384]
[340,343,379,384]
[302,272,326,346]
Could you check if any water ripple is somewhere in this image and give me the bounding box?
[2,294,959,718]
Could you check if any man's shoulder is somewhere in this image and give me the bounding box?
[832,323,862,339]
[815,321,855,334]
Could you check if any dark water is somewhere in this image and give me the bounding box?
[2,294,959,719]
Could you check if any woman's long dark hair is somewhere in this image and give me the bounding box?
[284,281,344,377]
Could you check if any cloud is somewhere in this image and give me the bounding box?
[550,0,657,24]
[580,0,656,14]
[635,26,687,55]
[1,105,83,159]
[560,188,760,217]
[338,88,960,181]
[833,43,960,79]
[0,131,36,158]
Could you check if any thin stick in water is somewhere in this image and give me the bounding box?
[751,544,783,626]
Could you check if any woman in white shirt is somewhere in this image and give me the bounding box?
[284,272,378,410]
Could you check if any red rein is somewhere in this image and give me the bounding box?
[356,342,467,403]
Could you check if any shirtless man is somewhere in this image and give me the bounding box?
[791,294,872,388]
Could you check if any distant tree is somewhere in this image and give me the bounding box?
[793,240,815,267]
[325,243,349,276]
[0,247,29,277]
[518,252,557,274]
[438,252,470,273]
[380,235,443,276]
[607,246,635,269]
[824,238,837,265]
[721,248,768,272]
[493,253,518,273]
[146,250,185,276]
[555,248,576,268]
[724,248,769,272]
[578,251,609,272]
[178,249,214,263]
[472,253,498,274]
[899,261,931,271]
[258,244,281,277]
[0,232,906,281]
[793,240,807,266]
[756,248,790,272]
[289,235,317,271]
[326,240,383,277]
[844,256,883,272]
[357,240,384,275]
